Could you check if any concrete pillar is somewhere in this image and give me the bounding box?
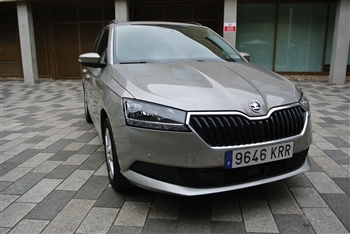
[17,1,38,83]
[223,0,237,48]
[329,0,350,85]
[115,0,129,23]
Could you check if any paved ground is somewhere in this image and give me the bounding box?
[0,80,349,234]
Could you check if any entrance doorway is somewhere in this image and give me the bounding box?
[51,7,113,78]
[33,5,114,79]
[0,4,23,77]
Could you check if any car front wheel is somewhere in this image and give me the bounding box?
[103,118,131,190]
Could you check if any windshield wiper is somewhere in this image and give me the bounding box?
[119,61,147,64]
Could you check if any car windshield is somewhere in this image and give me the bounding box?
[114,24,244,64]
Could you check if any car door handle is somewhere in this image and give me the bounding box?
[84,74,91,79]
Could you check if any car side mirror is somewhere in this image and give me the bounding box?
[239,52,250,62]
[78,52,106,68]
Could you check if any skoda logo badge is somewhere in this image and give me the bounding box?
[249,100,262,113]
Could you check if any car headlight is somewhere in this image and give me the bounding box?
[123,98,189,131]
[299,91,310,114]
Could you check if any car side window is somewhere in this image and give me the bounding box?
[92,29,109,64]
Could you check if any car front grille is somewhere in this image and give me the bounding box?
[129,148,308,188]
[188,105,307,147]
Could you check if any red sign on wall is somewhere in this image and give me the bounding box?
[224,23,237,33]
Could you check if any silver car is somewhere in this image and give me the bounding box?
[78,21,312,196]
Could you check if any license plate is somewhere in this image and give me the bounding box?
[225,142,294,169]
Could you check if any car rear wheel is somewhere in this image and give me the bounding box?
[103,118,131,190]
[84,88,92,123]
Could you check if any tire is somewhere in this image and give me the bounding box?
[84,89,92,123]
[103,118,131,190]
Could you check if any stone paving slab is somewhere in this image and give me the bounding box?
[0,80,349,233]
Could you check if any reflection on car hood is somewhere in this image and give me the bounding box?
[111,62,300,116]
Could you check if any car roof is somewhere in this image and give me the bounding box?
[108,20,204,28]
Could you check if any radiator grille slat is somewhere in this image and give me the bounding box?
[189,105,307,147]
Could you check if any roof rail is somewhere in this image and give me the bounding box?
[108,19,118,24]
[186,22,202,26]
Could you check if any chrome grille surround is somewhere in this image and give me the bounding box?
[186,103,308,149]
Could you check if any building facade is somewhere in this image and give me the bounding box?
[0,0,349,84]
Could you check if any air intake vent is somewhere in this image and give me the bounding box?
[189,105,306,147]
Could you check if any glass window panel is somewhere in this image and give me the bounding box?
[324,3,336,67]
[80,23,103,53]
[103,7,115,22]
[33,10,44,24]
[0,27,17,44]
[79,8,102,22]
[237,3,276,70]
[194,4,218,19]
[166,5,192,20]
[133,5,164,21]
[0,8,17,25]
[53,8,77,23]
[275,3,328,72]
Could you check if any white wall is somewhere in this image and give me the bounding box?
[223,0,237,48]
[329,0,350,85]
[115,0,129,23]
[17,1,38,83]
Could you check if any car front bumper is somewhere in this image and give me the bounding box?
[122,154,311,196]
[112,110,312,196]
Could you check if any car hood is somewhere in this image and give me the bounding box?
[111,62,300,116]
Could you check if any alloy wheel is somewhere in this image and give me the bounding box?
[104,128,114,180]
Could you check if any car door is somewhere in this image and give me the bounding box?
[83,28,109,126]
